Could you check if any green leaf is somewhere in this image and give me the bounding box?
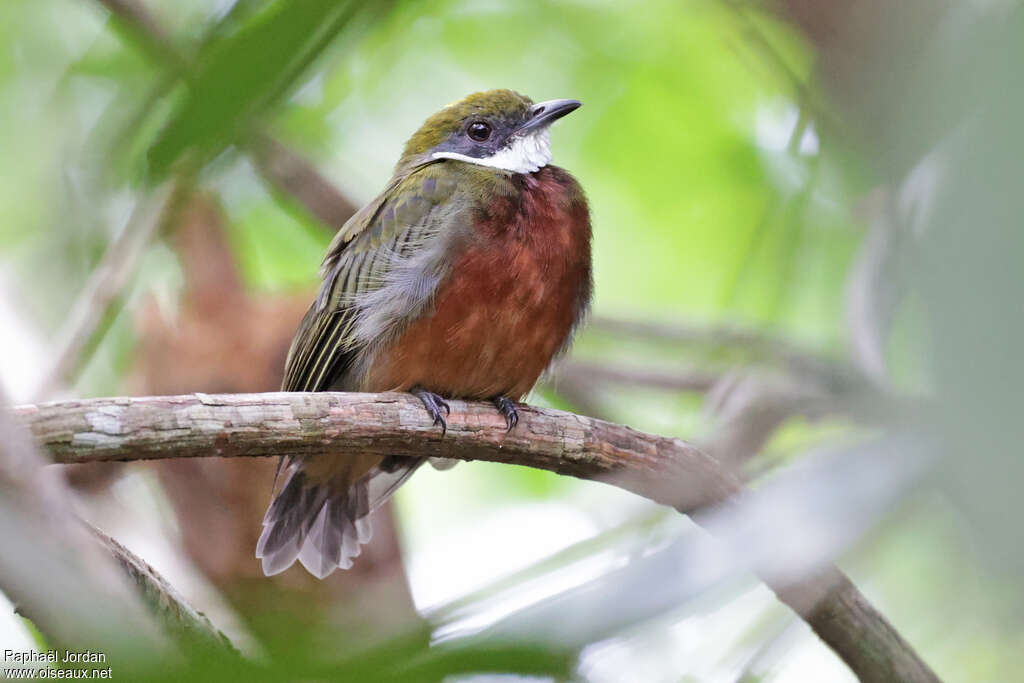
[147,0,379,180]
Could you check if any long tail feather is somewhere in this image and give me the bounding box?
[256,457,423,578]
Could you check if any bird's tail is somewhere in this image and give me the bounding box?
[256,457,422,579]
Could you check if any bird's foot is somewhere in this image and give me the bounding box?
[412,387,450,435]
[492,396,519,432]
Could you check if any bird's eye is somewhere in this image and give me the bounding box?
[467,121,492,142]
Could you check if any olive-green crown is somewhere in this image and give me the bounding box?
[400,89,534,162]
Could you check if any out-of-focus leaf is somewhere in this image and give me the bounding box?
[130,624,573,682]
[147,0,380,180]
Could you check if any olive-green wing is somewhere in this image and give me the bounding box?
[281,167,460,392]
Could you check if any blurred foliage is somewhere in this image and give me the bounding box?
[0,0,857,337]
[146,0,388,179]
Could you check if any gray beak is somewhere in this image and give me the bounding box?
[519,98,582,132]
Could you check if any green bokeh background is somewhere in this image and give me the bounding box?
[1,1,1020,681]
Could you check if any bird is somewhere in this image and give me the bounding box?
[256,89,592,578]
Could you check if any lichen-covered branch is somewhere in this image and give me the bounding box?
[14,391,939,683]
[19,392,737,512]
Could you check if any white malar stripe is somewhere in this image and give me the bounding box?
[431,129,552,174]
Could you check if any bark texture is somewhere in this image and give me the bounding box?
[20,392,737,512]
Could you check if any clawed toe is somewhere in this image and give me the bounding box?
[412,389,518,434]
[492,396,519,432]
[413,387,450,435]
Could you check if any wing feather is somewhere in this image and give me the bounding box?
[281,165,462,393]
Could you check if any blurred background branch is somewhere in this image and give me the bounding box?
[87,523,236,653]
[35,180,186,399]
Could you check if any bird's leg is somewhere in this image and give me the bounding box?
[412,386,451,435]
[492,396,519,432]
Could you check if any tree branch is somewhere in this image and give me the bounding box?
[0,392,169,660]
[588,315,842,377]
[248,132,358,230]
[551,359,720,394]
[87,524,237,653]
[1,385,235,657]
[14,392,939,683]
[18,392,737,512]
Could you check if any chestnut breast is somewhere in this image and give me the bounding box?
[364,166,592,399]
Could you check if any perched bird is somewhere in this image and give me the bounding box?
[256,89,592,578]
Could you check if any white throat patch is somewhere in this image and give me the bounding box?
[431,129,552,174]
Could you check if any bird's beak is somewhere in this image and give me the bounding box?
[518,98,582,133]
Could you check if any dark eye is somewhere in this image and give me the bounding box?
[467,121,492,142]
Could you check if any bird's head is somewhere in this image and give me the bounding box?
[398,89,581,175]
